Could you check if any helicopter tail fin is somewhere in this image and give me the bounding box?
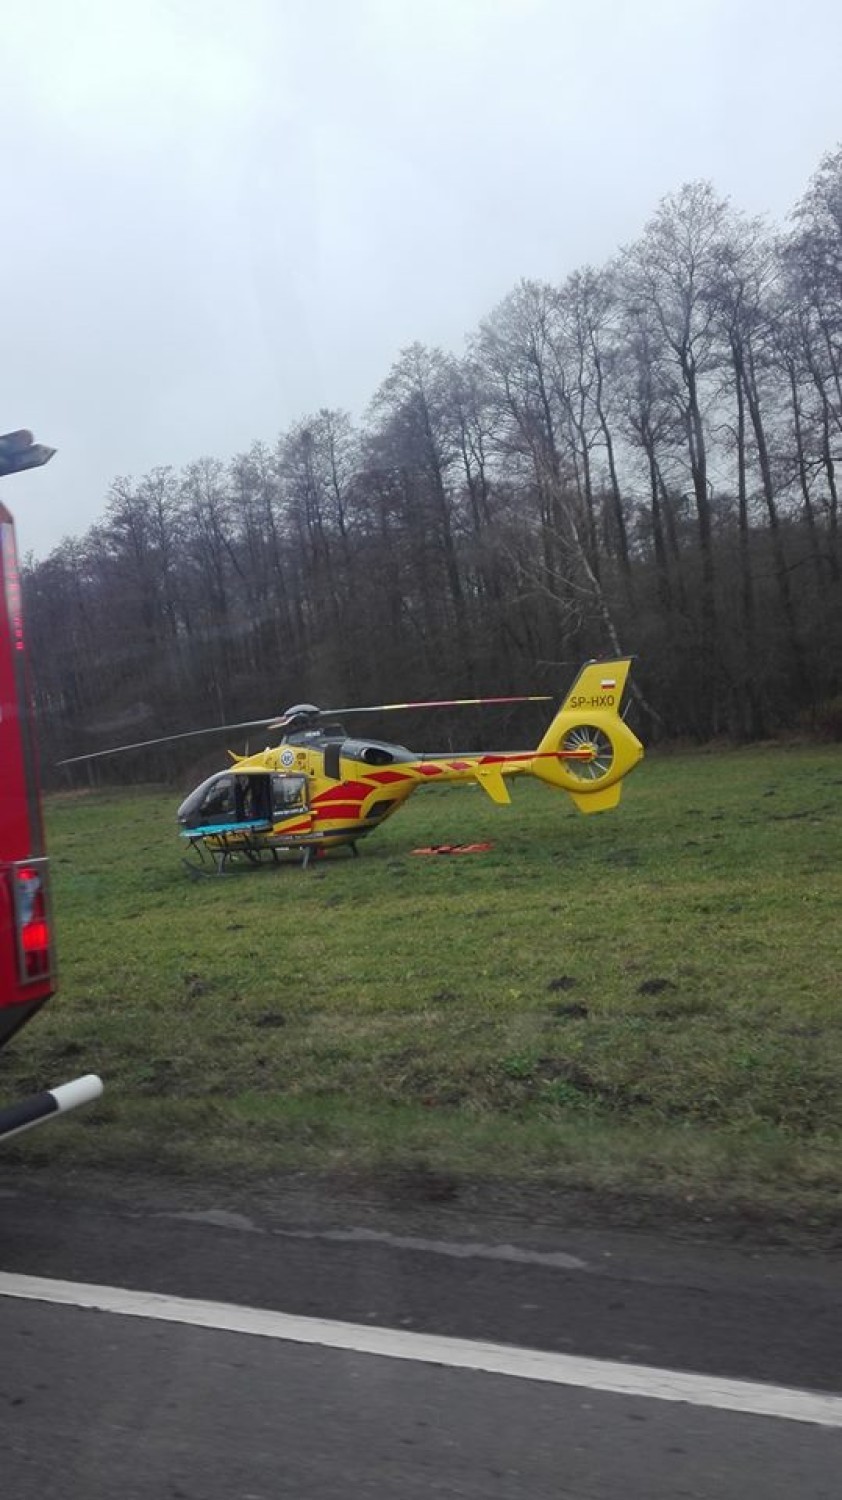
[553,657,634,719]
[529,658,643,813]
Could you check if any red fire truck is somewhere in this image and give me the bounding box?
[0,430,102,1139]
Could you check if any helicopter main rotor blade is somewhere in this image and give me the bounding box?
[57,718,279,767]
[59,697,555,766]
[324,695,554,716]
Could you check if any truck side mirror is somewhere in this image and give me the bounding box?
[0,431,56,477]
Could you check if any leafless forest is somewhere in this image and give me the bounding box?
[27,150,842,779]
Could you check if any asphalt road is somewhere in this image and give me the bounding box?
[1,1179,841,1497]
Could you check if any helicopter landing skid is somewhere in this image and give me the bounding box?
[181,835,326,874]
[182,845,233,876]
[181,837,246,876]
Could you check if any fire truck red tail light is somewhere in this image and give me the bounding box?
[13,861,54,983]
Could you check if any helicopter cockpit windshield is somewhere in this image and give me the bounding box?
[178,772,269,830]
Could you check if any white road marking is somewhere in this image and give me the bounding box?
[1,1271,840,1429]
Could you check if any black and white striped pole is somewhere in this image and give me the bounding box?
[0,1075,103,1142]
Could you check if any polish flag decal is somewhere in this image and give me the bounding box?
[600,677,617,690]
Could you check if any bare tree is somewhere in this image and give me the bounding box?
[620,182,731,732]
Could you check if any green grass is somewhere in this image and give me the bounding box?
[3,745,842,1221]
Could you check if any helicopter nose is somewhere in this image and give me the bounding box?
[176,794,197,827]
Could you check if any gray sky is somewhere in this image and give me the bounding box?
[3,0,840,559]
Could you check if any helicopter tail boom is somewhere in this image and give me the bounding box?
[412,659,642,812]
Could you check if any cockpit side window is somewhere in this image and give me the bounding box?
[200,775,235,822]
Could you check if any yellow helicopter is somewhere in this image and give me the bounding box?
[60,658,644,871]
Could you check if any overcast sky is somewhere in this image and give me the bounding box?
[3,0,840,559]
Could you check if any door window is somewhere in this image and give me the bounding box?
[271,774,308,818]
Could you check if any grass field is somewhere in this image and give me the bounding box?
[3,745,841,1223]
